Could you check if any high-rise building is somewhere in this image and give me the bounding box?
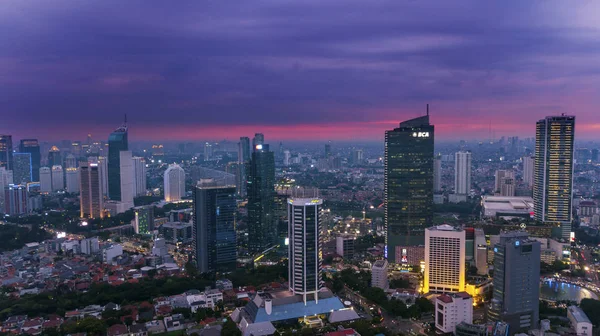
[80,162,103,218]
[352,149,364,164]
[204,142,213,161]
[65,154,77,169]
[454,151,471,196]
[288,188,323,303]
[252,133,265,150]
[534,115,575,240]
[474,228,488,275]
[19,139,41,181]
[239,137,250,163]
[283,150,291,167]
[134,206,154,234]
[325,143,331,158]
[97,156,109,196]
[65,167,80,193]
[246,143,276,253]
[132,157,147,197]
[12,153,32,184]
[371,259,389,290]
[522,156,534,188]
[193,179,237,273]
[51,165,64,191]
[592,149,599,163]
[495,170,516,197]
[0,135,13,170]
[71,141,81,156]
[488,231,541,334]
[495,170,510,193]
[336,235,355,259]
[4,184,28,215]
[39,167,52,193]
[424,224,465,294]
[108,119,128,201]
[435,293,473,335]
[433,156,442,193]
[164,164,185,202]
[48,146,62,167]
[119,151,134,209]
[0,167,13,210]
[384,110,434,263]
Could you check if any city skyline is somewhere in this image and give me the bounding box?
[2,1,600,141]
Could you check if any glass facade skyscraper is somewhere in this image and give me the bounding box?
[0,135,13,170]
[12,153,32,184]
[384,113,434,263]
[534,115,575,240]
[19,139,40,181]
[246,143,276,253]
[193,180,237,273]
[108,122,128,201]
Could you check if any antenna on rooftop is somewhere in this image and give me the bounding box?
[426,104,429,116]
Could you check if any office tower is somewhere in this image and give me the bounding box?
[592,149,599,163]
[325,143,331,158]
[495,170,510,193]
[424,224,465,294]
[0,167,13,210]
[336,235,355,259]
[71,141,81,156]
[239,137,250,163]
[474,228,487,275]
[352,149,364,164]
[65,154,77,169]
[39,167,52,193]
[4,184,28,215]
[204,142,213,161]
[246,143,276,253]
[283,150,291,166]
[65,168,80,193]
[494,170,516,197]
[134,206,154,234]
[433,156,442,193]
[435,293,473,335]
[12,153,32,184]
[522,156,534,187]
[19,139,41,181]
[371,259,389,290]
[488,232,541,334]
[288,188,323,303]
[534,115,575,240]
[119,151,134,209]
[193,179,237,273]
[454,151,471,196]
[98,156,109,196]
[0,135,13,170]
[252,133,264,150]
[132,157,147,197]
[384,109,434,262]
[108,119,128,201]
[48,146,62,167]
[164,164,185,202]
[80,162,103,218]
[51,165,64,191]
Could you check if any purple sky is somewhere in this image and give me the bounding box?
[1,1,599,142]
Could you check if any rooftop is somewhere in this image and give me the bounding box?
[568,306,592,324]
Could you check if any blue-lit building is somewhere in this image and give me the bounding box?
[19,139,40,181]
[108,120,128,201]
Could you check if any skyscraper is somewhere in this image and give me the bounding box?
[19,139,40,181]
[164,164,185,202]
[71,141,81,156]
[132,156,147,197]
[80,162,104,219]
[4,184,28,215]
[108,119,128,201]
[51,165,64,191]
[252,133,265,151]
[12,153,32,184]
[119,151,134,209]
[134,206,154,234]
[193,179,237,273]
[39,167,52,193]
[48,146,62,167]
[488,231,541,334]
[424,224,465,294]
[65,154,77,169]
[433,155,442,193]
[384,109,434,263]
[288,188,323,304]
[246,143,276,253]
[65,167,80,193]
[534,115,575,240]
[0,167,13,210]
[238,137,250,197]
[522,156,534,188]
[97,156,109,196]
[0,135,13,170]
[454,151,471,196]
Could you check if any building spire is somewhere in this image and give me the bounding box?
[426,104,429,116]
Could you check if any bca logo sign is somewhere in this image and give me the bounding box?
[412,132,430,138]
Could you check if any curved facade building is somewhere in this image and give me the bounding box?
[164,164,185,202]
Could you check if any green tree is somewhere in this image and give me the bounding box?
[221,318,241,336]
[580,299,600,326]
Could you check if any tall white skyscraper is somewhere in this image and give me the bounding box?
[522,156,534,187]
[132,156,147,197]
[283,150,291,166]
[97,156,109,196]
[119,151,134,209]
[434,156,442,193]
[454,151,471,195]
[424,224,466,294]
[164,164,185,202]
[80,162,103,218]
[65,167,80,193]
[39,167,52,193]
[51,165,64,191]
[288,188,323,304]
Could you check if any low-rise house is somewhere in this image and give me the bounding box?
[20,317,44,335]
[145,320,166,334]
[129,323,148,336]
[164,314,185,332]
[106,324,128,336]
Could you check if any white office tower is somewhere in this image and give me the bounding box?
[97,156,109,196]
[65,154,77,169]
[65,167,80,193]
[51,165,64,191]
[424,224,466,294]
[80,237,100,255]
[164,163,185,202]
[39,167,52,193]
[132,156,147,196]
[119,151,134,209]
[435,293,473,335]
[434,156,442,192]
[522,156,534,187]
[288,188,323,304]
[371,259,389,290]
[80,162,103,219]
[283,150,291,166]
[495,170,516,197]
[454,151,471,195]
[0,167,13,209]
